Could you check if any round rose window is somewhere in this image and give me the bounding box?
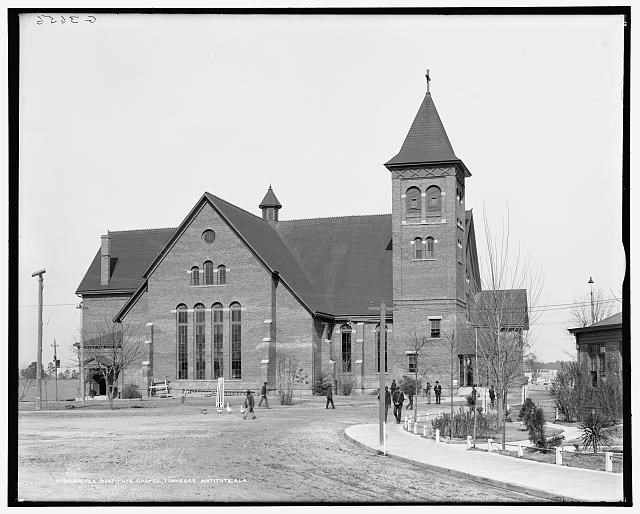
[202,229,216,243]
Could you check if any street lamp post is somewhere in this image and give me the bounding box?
[588,276,595,325]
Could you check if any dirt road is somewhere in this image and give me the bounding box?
[17,395,541,503]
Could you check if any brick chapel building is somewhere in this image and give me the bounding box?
[76,79,527,396]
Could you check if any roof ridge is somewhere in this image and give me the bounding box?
[108,227,177,233]
[279,213,391,222]
[205,192,267,223]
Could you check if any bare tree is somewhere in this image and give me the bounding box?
[276,351,297,405]
[568,288,616,328]
[405,329,434,423]
[426,330,459,439]
[82,320,144,409]
[469,208,543,450]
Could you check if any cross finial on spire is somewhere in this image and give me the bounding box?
[426,69,431,93]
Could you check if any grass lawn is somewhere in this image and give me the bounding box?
[490,447,624,474]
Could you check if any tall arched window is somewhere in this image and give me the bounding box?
[191,266,200,286]
[426,237,435,258]
[230,302,242,379]
[176,304,188,379]
[414,237,423,259]
[204,261,214,285]
[217,265,227,285]
[426,185,442,214]
[194,304,206,379]
[375,324,388,373]
[212,303,224,379]
[405,186,421,217]
[341,324,352,372]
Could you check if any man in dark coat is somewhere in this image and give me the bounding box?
[377,386,392,422]
[390,379,397,398]
[489,385,496,409]
[243,389,256,419]
[434,381,442,405]
[258,381,270,408]
[392,387,405,423]
[325,384,335,409]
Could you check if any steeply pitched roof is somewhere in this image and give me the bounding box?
[76,228,176,294]
[81,196,391,319]
[470,289,529,329]
[259,186,282,209]
[203,193,330,314]
[276,215,393,316]
[590,311,622,327]
[385,92,468,176]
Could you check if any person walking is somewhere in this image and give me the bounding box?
[489,385,496,409]
[377,386,392,422]
[258,381,270,408]
[390,379,397,398]
[392,387,405,423]
[325,384,335,409]
[407,390,414,410]
[425,381,431,404]
[471,385,477,409]
[434,381,442,405]
[243,389,256,420]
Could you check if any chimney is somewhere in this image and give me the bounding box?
[100,234,111,286]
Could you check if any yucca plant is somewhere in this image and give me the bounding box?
[580,410,612,453]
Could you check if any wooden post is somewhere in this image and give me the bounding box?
[555,446,563,465]
[435,429,440,443]
[605,452,613,472]
[32,269,46,411]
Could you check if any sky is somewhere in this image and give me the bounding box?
[17,12,626,368]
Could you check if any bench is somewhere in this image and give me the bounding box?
[149,378,170,397]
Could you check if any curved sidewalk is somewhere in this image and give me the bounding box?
[345,422,624,503]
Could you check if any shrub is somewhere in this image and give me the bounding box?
[337,375,355,395]
[526,407,546,447]
[122,383,141,399]
[519,398,536,425]
[431,408,498,439]
[580,410,613,453]
[595,375,623,424]
[399,376,422,397]
[314,369,334,395]
[551,361,590,422]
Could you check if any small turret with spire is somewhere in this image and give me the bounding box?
[259,185,282,222]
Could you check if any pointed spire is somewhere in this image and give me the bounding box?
[259,185,282,209]
[259,185,282,222]
[385,75,470,176]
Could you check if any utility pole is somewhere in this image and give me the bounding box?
[369,301,388,448]
[31,269,46,411]
[51,338,59,401]
[76,302,87,405]
[588,276,595,325]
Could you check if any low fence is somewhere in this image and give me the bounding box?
[402,414,622,473]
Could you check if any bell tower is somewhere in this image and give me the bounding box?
[384,71,472,382]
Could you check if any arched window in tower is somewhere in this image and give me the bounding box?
[405,186,422,218]
[414,237,423,259]
[375,324,388,373]
[230,302,242,379]
[194,304,206,379]
[212,303,224,379]
[217,265,227,285]
[426,186,442,215]
[204,261,214,285]
[426,237,435,258]
[176,304,188,379]
[191,266,200,286]
[406,187,422,218]
[341,324,352,372]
